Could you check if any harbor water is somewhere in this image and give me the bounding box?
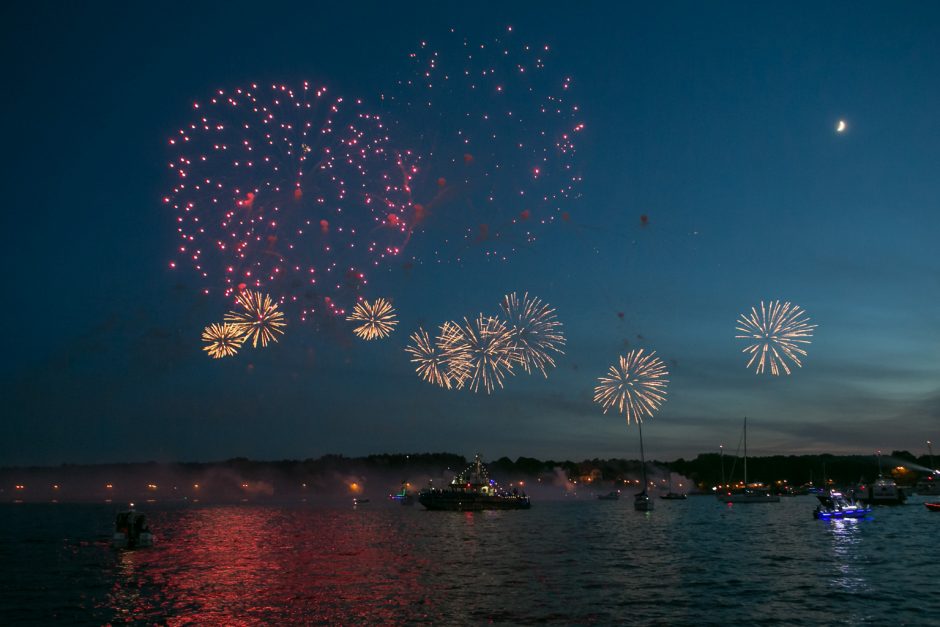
[2,496,938,625]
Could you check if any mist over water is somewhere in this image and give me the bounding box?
[3,497,938,625]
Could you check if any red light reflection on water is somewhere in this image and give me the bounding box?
[107,507,432,624]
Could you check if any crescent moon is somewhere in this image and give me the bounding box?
[836,120,847,133]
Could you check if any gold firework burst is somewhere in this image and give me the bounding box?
[735,300,816,375]
[500,292,566,377]
[594,350,669,423]
[436,321,473,389]
[346,298,398,340]
[405,327,456,389]
[444,315,518,394]
[224,290,287,348]
[201,322,246,359]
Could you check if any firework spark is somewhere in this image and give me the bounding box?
[201,323,246,359]
[347,298,398,340]
[224,289,287,348]
[391,27,583,261]
[405,326,464,388]
[442,315,518,394]
[735,300,816,375]
[500,292,565,376]
[594,350,669,423]
[436,321,472,389]
[165,82,416,320]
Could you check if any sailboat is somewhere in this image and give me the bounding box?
[660,471,687,500]
[634,420,654,511]
[716,417,779,504]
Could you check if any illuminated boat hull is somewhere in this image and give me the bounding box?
[813,507,870,520]
[814,491,871,520]
[418,489,531,511]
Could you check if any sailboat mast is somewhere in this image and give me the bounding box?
[720,445,725,489]
[743,417,748,488]
[638,420,648,494]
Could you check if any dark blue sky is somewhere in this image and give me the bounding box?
[3,2,938,465]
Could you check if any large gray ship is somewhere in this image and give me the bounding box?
[418,454,531,511]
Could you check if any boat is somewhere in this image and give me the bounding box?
[858,476,906,505]
[634,492,654,511]
[597,491,620,501]
[660,473,687,500]
[914,472,940,496]
[353,497,370,505]
[914,441,940,495]
[630,419,654,511]
[925,502,940,512]
[389,482,415,505]
[813,490,871,520]
[112,507,153,548]
[858,453,907,505]
[418,455,531,511]
[715,417,780,504]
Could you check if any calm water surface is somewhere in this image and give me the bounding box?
[2,496,938,625]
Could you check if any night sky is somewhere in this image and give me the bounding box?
[3,2,938,466]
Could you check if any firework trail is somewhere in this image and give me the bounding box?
[224,289,287,348]
[387,27,584,262]
[735,300,816,375]
[500,292,565,376]
[165,82,416,320]
[594,350,669,423]
[443,315,518,394]
[201,322,246,359]
[347,298,398,340]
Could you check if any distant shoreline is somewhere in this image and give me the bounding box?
[1,450,934,503]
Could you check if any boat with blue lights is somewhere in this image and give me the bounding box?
[813,490,871,520]
[418,454,531,511]
[389,482,415,505]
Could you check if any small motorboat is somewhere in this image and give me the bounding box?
[597,491,620,501]
[925,502,940,512]
[814,491,871,520]
[113,508,153,548]
[389,482,415,505]
[660,492,687,500]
